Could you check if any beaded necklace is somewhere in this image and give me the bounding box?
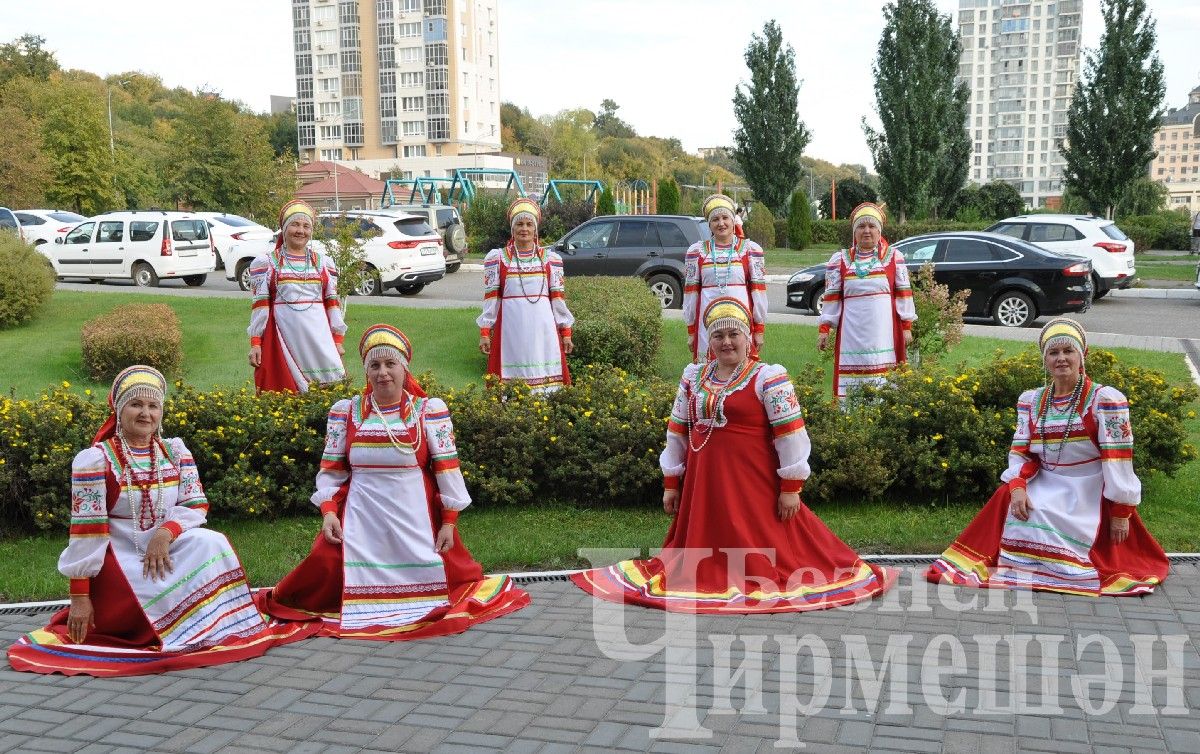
[848,246,878,279]
[1035,374,1085,470]
[508,241,547,304]
[369,393,423,455]
[686,359,753,453]
[275,248,319,312]
[705,238,741,293]
[116,435,169,557]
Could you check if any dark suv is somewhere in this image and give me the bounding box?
[551,215,711,308]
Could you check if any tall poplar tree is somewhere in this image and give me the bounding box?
[732,20,809,215]
[863,0,968,222]
[1061,0,1165,219]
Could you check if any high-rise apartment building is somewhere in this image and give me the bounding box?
[955,0,1082,208]
[291,0,501,166]
[1150,85,1200,215]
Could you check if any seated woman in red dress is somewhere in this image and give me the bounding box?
[258,324,529,639]
[572,299,894,613]
[8,366,314,677]
[927,318,1168,596]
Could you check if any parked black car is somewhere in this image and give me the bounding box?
[551,215,711,308]
[785,232,1093,327]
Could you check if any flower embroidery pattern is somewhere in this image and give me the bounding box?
[1104,414,1132,440]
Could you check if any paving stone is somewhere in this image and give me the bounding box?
[10,738,88,753]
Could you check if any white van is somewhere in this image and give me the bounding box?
[52,211,217,286]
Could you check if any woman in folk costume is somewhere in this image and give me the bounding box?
[927,319,1168,596]
[817,202,916,399]
[247,199,347,393]
[683,194,768,362]
[572,299,894,613]
[8,367,314,676]
[259,324,529,639]
[477,197,574,392]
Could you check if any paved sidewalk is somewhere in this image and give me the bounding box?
[1,563,1197,753]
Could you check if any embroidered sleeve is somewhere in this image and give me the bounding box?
[682,242,703,335]
[1095,386,1140,509]
[817,251,844,333]
[547,251,575,335]
[58,447,111,591]
[892,249,917,324]
[312,399,352,513]
[1001,389,1040,489]
[746,242,768,334]
[476,249,502,335]
[660,364,698,486]
[757,364,810,492]
[423,398,471,513]
[247,254,272,343]
[320,252,348,337]
[164,438,209,532]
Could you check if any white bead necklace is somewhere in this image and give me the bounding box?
[117,434,168,557]
[369,393,423,455]
[686,359,749,453]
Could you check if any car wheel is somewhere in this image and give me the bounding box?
[1091,273,1108,300]
[446,262,462,274]
[809,285,825,316]
[132,262,159,288]
[355,266,383,296]
[447,224,468,254]
[647,273,683,309]
[397,283,425,296]
[992,290,1035,327]
[237,260,253,292]
[183,274,207,287]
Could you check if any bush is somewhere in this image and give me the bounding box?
[565,276,662,377]
[0,233,55,330]
[812,219,851,246]
[657,178,680,215]
[1120,212,1191,252]
[464,191,510,255]
[910,263,967,365]
[744,204,776,248]
[773,218,790,248]
[541,199,595,245]
[596,186,616,215]
[788,188,813,249]
[81,304,183,382]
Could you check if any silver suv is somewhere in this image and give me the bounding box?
[388,204,468,273]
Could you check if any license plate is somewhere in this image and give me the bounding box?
[420,247,437,255]
[1127,260,1134,268]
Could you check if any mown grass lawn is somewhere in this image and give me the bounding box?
[1,290,1196,601]
[1133,261,1198,282]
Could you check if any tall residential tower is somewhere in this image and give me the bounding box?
[291,0,501,167]
[955,0,1082,208]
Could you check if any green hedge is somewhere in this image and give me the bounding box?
[81,304,184,382]
[812,219,992,247]
[1119,212,1191,252]
[1,350,1193,534]
[0,233,54,330]
[566,276,662,377]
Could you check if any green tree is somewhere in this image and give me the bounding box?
[1115,178,1168,218]
[731,20,810,215]
[501,101,550,155]
[744,204,776,249]
[787,188,812,249]
[863,0,969,222]
[0,34,59,86]
[0,100,51,207]
[262,110,298,159]
[596,186,616,215]
[976,181,1025,220]
[819,178,878,220]
[1062,0,1165,219]
[594,99,637,139]
[657,178,680,214]
[543,108,598,179]
[40,79,119,214]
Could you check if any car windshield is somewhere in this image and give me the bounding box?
[49,211,86,223]
[1100,223,1128,241]
[392,218,435,236]
[210,214,259,228]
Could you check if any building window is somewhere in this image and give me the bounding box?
[380,97,396,118]
[399,0,419,11]
[381,120,397,144]
[399,71,423,87]
[403,145,427,157]
[402,120,425,136]
[319,125,342,141]
[399,22,421,37]
[399,46,421,63]
[320,148,343,160]
[320,78,340,93]
[319,102,341,117]
[299,124,315,149]
[401,96,424,112]
[315,5,335,22]
[380,71,396,94]
[316,53,337,69]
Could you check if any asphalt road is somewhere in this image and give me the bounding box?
[58,268,1199,340]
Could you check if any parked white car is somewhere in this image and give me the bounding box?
[13,209,86,249]
[986,214,1136,299]
[0,207,24,242]
[194,211,273,270]
[52,210,217,287]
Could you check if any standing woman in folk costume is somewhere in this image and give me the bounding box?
[927,319,1168,596]
[572,299,894,613]
[683,194,768,362]
[477,197,574,392]
[259,325,529,639]
[8,367,314,676]
[247,199,347,393]
[817,202,916,399]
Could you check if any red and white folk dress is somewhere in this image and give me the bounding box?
[682,238,768,360]
[572,361,894,613]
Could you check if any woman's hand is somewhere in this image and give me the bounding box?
[753,333,765,351]
[688,334,697,358]
[67,595,94,644]
[248,345,262,367]
[663,489,680,515]
[560,334,574,354]
[478,335,491,355]
[1110,516,1130,545]
[817,332,829,352]
[322,512,344,544]
[336,342,345,356]
[435,524,455,553]
[1009,487,1031,521]
[777,492,801,522]
[143,528,174,580]
[903,330,913,347]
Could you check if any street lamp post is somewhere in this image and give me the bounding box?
[106,79,131,160]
